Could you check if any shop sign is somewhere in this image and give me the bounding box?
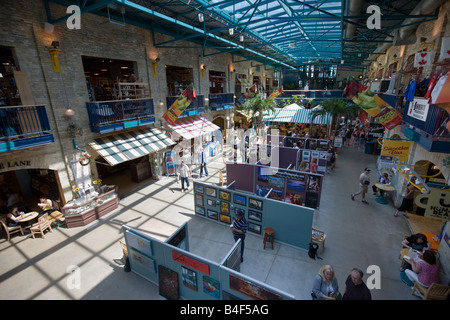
[0,160,32,170]
[380,140,411,162]
[416,189,450,222]
[408,98,429,121]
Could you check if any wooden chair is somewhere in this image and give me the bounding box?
[311,228,326,251]
[48,210,65,228]
[412,282,450,300]
[0,216,24,241]
[219,171,227,187]
[30,213,53,239]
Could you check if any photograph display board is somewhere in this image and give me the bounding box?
[227,162,324,209]
[122,224,296,300]
[193,180,314,249]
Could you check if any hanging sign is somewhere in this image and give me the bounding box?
[163,84,196,126]
[440,37,450,60]
[380,140,411,162]
[415,189,450,222]
[414,51,434,68]
[267,87,284,100]
[408,98,430,121]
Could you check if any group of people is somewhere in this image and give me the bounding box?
[311,265,372,300]
[5,195,55,228]
[400,233,440,291]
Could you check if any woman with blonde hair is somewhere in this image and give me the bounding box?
[311,265,340,300]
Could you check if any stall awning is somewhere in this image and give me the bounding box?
[262,108,332,125]
[88,128,175,166]
[167,116,220,140]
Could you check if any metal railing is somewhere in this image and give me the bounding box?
[86,98,155,128]
[0,105,52,140]
[208,93,234,110]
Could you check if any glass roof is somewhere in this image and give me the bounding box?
[46,0,432,71]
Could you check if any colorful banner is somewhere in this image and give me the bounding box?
[380,140,411,162]
[267,87,284,100]
[352,90,403,130]
[163,84,196,126]
[440,37,450,60]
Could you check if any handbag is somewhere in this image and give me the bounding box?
[364,180,370,185]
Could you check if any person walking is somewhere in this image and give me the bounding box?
[199,149,208,178]
[177,160,191,192]
[351,168,371,204]
[311,265,341,300]
[342,268,372,300]
[230,209,247,262]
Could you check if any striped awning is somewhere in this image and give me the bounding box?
[88,128,175,166]
[262,108,332,125]
[167,116,220,140]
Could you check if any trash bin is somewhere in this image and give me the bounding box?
[365,141,375,154]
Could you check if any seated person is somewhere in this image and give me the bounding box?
[405,250,439,288]
[37,195,54,216]
[400,233,432,272]
[6,206,24,227]
[372,173,390,196]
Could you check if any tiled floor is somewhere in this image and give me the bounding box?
[0,145,419,300]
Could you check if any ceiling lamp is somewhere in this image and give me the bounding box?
[240,34,244,42]
[229,28,234,35]
[198,13,204,23]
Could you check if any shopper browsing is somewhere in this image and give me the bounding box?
[230,209,247,262]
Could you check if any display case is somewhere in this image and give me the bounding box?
[62,185,119,228]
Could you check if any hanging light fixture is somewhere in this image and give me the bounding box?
[198,13,204,23]
[240,34,244,42]
[229,28,234,35]
[65,106,75,116]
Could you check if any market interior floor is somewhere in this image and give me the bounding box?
[0,145,419,300]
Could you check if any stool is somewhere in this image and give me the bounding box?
[263,227,274,250]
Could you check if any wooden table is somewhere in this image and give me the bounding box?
[17,211,38,222]
[405,214,444,236]
[375,183,395,204]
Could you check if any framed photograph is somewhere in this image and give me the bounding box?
[248,198,263,211]
[285,193,303,205]
[257,166,269,182]
[268,175,285,188]
[248,222,261,234]
[220,206,230,215]
[235,207,245,217]
[205,187,217,198]
[267,189,283,201]
[255,184,265,197]
[219,190,231,202]
[195,206,205,216]
[307,176,320,192]
[233,194,246,206]
[181,266,198,292]
[203,276,220,299]
[195,194,203,206]
[248,210,262,222]
[194,184,204,194]
[207,199,216,207]
[287,179,306,191]
[219,213,231,224]
[207,209,218,220]
[158,265,179,300]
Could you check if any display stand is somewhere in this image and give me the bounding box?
[62,186,119,228]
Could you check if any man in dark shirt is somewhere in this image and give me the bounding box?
[342,268,372,300]
[230,209,247,262]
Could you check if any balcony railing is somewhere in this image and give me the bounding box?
[402,100,450,153]
[0,105,54,152]
[86,98,155,133]
[166,95,205,118]
[208,93,234,111]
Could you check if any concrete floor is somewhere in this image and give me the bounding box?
[0,145,419,300]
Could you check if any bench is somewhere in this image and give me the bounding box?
[48,210,65,228]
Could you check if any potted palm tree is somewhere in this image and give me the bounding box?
[310,98,359,138]
[241,92,277,133]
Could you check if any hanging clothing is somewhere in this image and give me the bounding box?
[424,76,437,100]
[404,80,417,102]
